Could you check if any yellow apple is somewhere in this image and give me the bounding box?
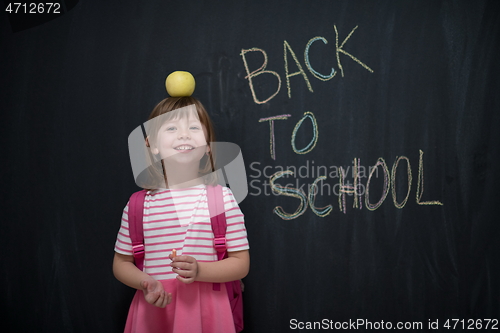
[165,71,195,97]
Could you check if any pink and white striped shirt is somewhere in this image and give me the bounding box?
[114,185,249,280]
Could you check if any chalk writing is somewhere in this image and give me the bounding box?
[338,158,363,214]
[267,150,442,219]
[259,114,292,160]
[305,36,336,81]
[284,40,314,98]
[291,112,318,155]
[308,176,333,217]
[240,47,281,104]
[241,23,442,220]
[365,158,390,211]
[270,170,308,220]
[241,24,374,104]
[416,150,443,205]
[334,25,374,77]
[391,156,412,209]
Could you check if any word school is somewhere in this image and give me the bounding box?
[267,150,443,220]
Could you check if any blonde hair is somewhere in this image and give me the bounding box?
[137,97,217,190]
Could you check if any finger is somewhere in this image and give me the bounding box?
[176,274,195,284]
[159,294,166,308]
[172,266,196,278]
[152,295,162,307]
[166,293,173,305]
[150,289,162,305]
[155,290,166,308]
[171,262,193,270]
[146,291,160,305]
[173,270,189,279]
[160,291,169,308]
[171,255,194,263]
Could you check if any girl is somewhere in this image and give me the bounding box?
[113,96,250,333]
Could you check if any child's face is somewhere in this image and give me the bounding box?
[153,109,208,165]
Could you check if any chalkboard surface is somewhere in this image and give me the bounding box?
[1,1,499,332]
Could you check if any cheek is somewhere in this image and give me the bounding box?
[155,134,175,155]
[202,127,210,143]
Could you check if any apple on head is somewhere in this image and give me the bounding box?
[165,71,196,97]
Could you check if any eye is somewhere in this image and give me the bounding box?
[165,126,176,131]
[189,121,202,130]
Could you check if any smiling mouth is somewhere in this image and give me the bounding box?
[174,145,195,151]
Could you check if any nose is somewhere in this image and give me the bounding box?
[178,125,190,139]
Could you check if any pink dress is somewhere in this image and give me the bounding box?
[115,185,248,333]
[124,280,235,333]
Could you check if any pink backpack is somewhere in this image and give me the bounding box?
[127,185,244,333]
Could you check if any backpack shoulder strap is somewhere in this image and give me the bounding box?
[207,185,227,292]
[207,185,227,261]
[128,189,147,270]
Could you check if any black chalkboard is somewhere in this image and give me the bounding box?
[1,1,499,332]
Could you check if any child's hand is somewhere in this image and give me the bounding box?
[170,254,198,284]
[140,277,172,308]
